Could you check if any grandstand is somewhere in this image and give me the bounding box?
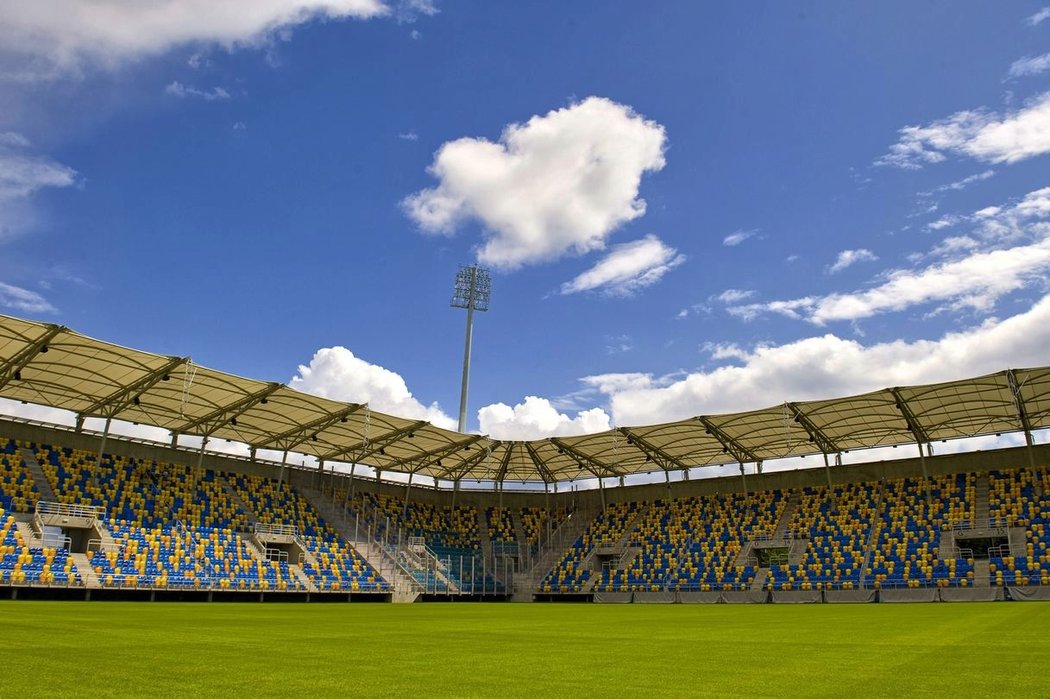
[0,314,1049,603]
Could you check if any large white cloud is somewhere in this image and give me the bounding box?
[560,235,684,296]
[289,346,456,430]
[403,97,667,269]
[878,92,1050,168]
[586,293,1050,426]
[478,396,610,440]
[0,0,388,79]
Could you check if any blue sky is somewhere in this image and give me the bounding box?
[4,1,1050,446]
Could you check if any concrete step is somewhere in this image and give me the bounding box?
[973,559,991,588]
[70,552,100,588]
[509,507,528,548]
[751,566,770,591]
[773,496,800,539]
[974,473,990,526]
[20,447,58,503]
[290,564,318,593]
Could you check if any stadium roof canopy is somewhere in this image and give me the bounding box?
[1,313,1049,485]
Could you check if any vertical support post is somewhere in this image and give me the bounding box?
[917,441,932,509]
[316,459,325,490]
[97,416,113,464]
[822,452,832,489]
[451,478,459,508]
[739,463,748,496]
[498,479,503,510]
[276,449,288,490]
[665,469,671,497]
[598,476,607,513]
[375,469,382,499]
[403,472,413,519]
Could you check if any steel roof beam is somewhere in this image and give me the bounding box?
[79,356,189,419]
[252,404,365,452]
[548,438,620,477]
[523,442,557,484]
[0,324,66,391]
[786,402,840,455]
[438,441,498,481]
[888,387,930,445]
[385,434,485,472]
[171,382,282,437]
[696,416,758,463]
[617,428,685,472]
[1006,369,1035,444]
[318,420,429,463]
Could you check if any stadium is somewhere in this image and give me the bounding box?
[1,314,1049,694]
[4,3,1050,696]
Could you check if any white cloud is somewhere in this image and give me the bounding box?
[930,169,996,193]
[715,289,754,304]
[559,235,684,296]
[289,346,456,430]
[0,132,77,238]
[731,186,1050,324]
[402,96,667,269]
[878,92,1050,168]
[397,130,419,141]
[394,0,438,23]
[0,0,388,79]
[1008,53,1050,79]
[827,248,878,274]
[1027,7,1050,26]
[164,81,230,101]
[587,294,1050,425]
[722,229,756,246]
[477,396,610,440]
[0,281,56,313]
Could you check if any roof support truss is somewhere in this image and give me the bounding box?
[318,420,428,463]
[0,324,65,392]
[439,443,498,482]
[1006,369,1035,444]
[384,434,485,473]
[697,416,758,464]
[79,356,189,419]
[889,387,930,445]
[252,404,365,452]
[523,443,557,484]
[171,382,281,437]
[618,428,688,472]
[548,438,621,478]
[786,402,840,455]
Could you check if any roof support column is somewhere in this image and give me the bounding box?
[195,436,209,489]
[739,462,749,499]
[916,442,932,510]
[316,459,325,490]
[347,466,356,517]
[375,469,382,499]
[598,476,607,514]
[822,452,832,489]
[665,468,671,497]
[451,478,459,508]
[276,450,288,490]
[96,416,112,465]
[403,471,413,519]
[498,478,504,511]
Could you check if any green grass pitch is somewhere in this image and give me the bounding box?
[2,601,1048,697]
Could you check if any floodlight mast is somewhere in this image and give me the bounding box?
[451,265,491,433]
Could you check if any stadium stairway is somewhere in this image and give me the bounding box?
[857,482,886,589]
[773,495,801,538]
[510,509,528,547]
[975,473,990,526]
[476,508,494,573]
[523,508,594,588]
[222,479,258,526]
[70,552,99,587]
[582,504,647,594]
[751,567,770,591]
[20,447,57,503]
[297,486,416,600]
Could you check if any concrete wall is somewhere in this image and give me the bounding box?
[4,416,1046,510]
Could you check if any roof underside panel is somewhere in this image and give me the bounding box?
[1,314,1048,484]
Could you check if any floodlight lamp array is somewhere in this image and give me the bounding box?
[450,265,491,312]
